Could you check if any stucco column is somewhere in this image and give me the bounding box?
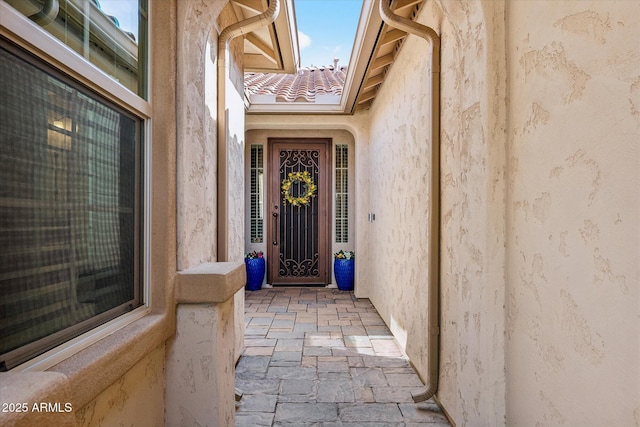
[165,262,246,426]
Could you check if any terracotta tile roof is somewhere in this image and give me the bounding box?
[244,65,347,103]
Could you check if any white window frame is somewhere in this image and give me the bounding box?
[0,1,152,372]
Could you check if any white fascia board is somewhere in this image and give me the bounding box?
[246,103,346,114]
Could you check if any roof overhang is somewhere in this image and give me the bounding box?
[233,0,300,73]
[244,0,426,115]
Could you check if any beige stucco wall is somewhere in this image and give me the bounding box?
[364,1,639,425]
[366,2,508,425]
[505,1,640,426]
[366,1,433,380]
[436,1,509,425]
[75,345,165,427]
[175,0,245,363]
[176,0,225,270]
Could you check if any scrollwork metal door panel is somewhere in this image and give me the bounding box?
[268,139,330,285]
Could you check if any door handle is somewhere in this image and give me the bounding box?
[272,207,279,246]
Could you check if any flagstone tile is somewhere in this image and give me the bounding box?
[245,338,277,347]
[245,326,270,336]
[371,386,424,403]
[266,331,306,339]
[237,394,277,412]
[270,351,302,366]
[266,366,317,380]
[344,335,372,348]
[244,346,274,356]
[353,386,375,403]
[337,403,403,422]
[328,319,353,326]
[342,325,368,336]
[318,325,342,332]
[274,403,339,423]
[304,336,344,347]
[302,346,333,357]
[318,360,350,372]
[318,371,352,381]
[362,355,411,368]
[279,379,315,395]
[236,378,280,394]
[301,356,317,368]
[250,317,275,326]
[275,339,303,352]
[287,303,308,312]
[293,322,317,333]
[350,367,388,387]
[385,373,425,387]
[235,289,451,426]
[331,347,375,357]
[347,356,365,368]
[235,412,274,427]
[317,379,355,403]
[364,325,393,335]
[371,339,404,356]
[398,402,450,424]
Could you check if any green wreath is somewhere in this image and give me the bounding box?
[281,171,317,206]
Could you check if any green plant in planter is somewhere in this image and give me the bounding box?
[245,251,264,259]
[334,250,355,260]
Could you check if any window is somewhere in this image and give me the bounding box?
[250,145,264,243]
[0,39,144,370]
[4,0,148,98]
[335,144,349,243]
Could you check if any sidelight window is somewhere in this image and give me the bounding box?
[335,144,349,243]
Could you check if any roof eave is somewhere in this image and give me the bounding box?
[245,0,381,115]
[239,0,300,74]
[341,0,383,114]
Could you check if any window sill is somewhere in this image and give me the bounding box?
[0,313,173,425]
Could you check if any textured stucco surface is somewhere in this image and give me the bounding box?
[75,345,165,427]
[505,1,640,426]
[435,1,508,425]
[176,0,227,270]
[367,5,433,382]
[165,301,236,426]
[367,3,508,425]
[360,1,638,425]
[176,0,245,363]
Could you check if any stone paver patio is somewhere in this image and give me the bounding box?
[235,287,451,426]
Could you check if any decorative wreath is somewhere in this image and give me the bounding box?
[281,171,317,206]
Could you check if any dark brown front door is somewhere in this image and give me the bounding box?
[267,138,331,285]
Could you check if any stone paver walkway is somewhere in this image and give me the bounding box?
[235,287,451,426]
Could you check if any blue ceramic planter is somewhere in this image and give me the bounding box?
[334,258,354,291]
[245,258,265,291]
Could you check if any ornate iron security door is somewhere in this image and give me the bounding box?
[268,139,330,285]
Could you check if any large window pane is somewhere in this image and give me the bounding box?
[0,41,143,370]
[5,0,148,98]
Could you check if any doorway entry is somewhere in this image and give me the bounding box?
[267,138,331,285]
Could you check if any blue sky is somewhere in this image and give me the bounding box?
[99,0,138,39]
[294,0,363,68]
[98,0,364,69]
